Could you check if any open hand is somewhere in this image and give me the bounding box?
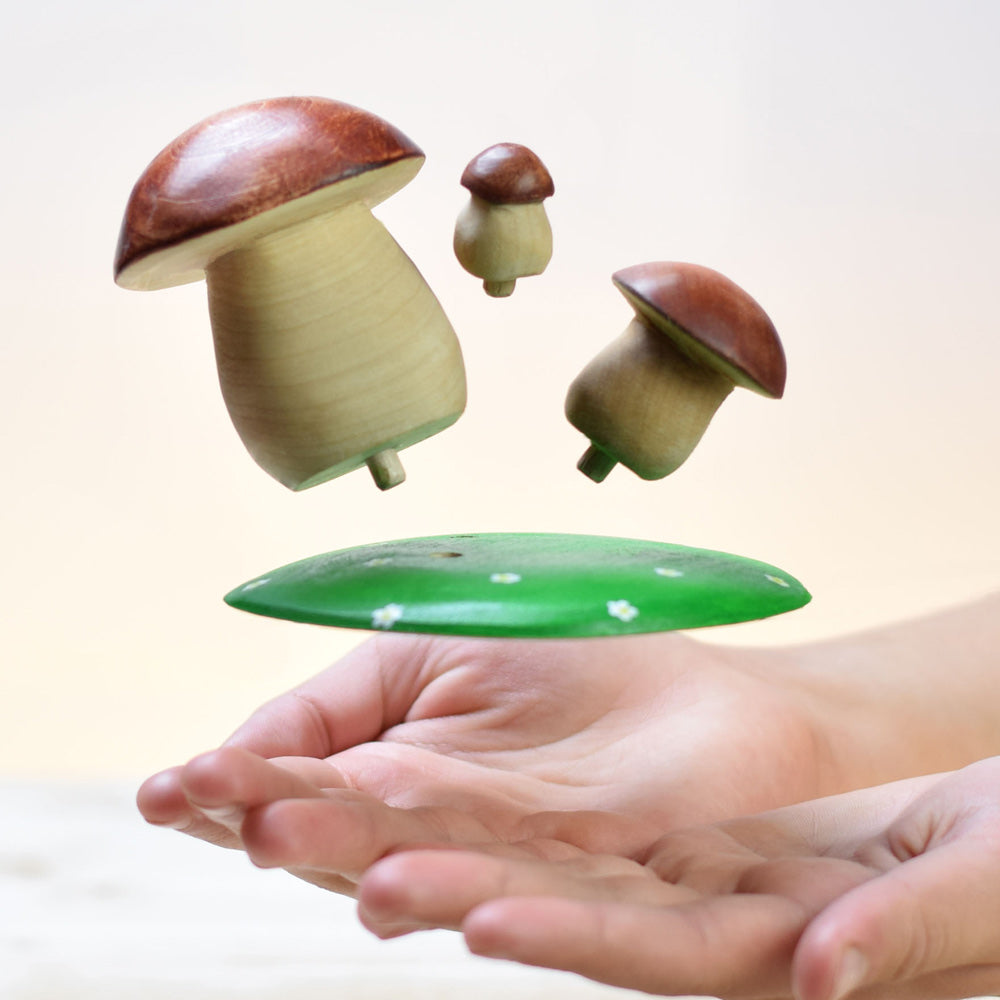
[357,757,1000,1000]
[137,631,852,894]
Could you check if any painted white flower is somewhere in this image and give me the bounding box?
[242,577,270,591]
[490,572,522,584]
[607,599,639,623]
[654,567,684,578]
[765,574,790,588]
[371,603,404,629]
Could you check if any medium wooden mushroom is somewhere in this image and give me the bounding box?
[566,262,786,482]
[453,143,554,297]
[114,97,467,491]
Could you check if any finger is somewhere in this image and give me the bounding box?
[136,767,240,848]
[240,791,486,877]
[178,746,334,832]
[358,847,691,937]
[224,634,442,757]
[463,893,807,999]
[518,809,664,858]
[281,865,360,898]
[794,833,1000,1000]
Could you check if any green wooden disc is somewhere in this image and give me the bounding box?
[224,533,810,638]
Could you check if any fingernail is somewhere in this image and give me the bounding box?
[830,947,868,1000]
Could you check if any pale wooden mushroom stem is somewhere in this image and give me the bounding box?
[207,201,465,491]
[567,318,735,482]
[485,279,517,297]
[453,196,552,298]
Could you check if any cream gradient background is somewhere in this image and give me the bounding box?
[1,2,999,995]
[3,0,999,775]
[7,0,999,782]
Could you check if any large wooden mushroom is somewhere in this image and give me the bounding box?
[566,262,786,482]
[114,97,466,491]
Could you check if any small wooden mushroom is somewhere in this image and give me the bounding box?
[453,143,554,297]
[566,262,786,482]
[114,97,467,491]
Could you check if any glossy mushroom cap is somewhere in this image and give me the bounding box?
[613,262,786,398]
[114,97,424,291]
[460,143,554,205]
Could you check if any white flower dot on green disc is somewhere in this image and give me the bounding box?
[372,603,404,629]
[607,599,639,622]
[765,574,790,588]
[655,567,684,578]
[490,572,521,584]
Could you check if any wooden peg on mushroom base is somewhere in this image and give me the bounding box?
[566,262,786,483]
[114,97,466,491]
[453,143,554,297]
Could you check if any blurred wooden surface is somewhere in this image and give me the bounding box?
[4,782,1000,999]
[0,780,640,1000]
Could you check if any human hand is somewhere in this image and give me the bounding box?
[137,630,858,893]
[357,757,1000,1000]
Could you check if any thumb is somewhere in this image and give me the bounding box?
[225,633,438,757]
[793,785,1000,1000]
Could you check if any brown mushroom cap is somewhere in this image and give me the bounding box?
[114,97,424,290]
[612,262,786,398]
[460,143,554,204]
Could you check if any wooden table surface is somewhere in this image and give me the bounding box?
[0,780,638,1000]
[6,781,997,1000]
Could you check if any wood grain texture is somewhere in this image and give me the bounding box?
[453,196,553,295]
[613,262,786,398]
[112,97,464,491]
[460,143,554,204]
[206,202,466,491]
[114,97,423,282]
[566,318,734,480]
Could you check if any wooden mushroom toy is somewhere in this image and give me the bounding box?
[453,143,554,297]
[566,262,786,482]
[225,532,810,638]
[114,97,466,491]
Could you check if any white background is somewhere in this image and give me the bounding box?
[4,0,999,779]
[2,1,999,996]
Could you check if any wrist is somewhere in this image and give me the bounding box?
[762,641,917,793]
[756,603,1000,791]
